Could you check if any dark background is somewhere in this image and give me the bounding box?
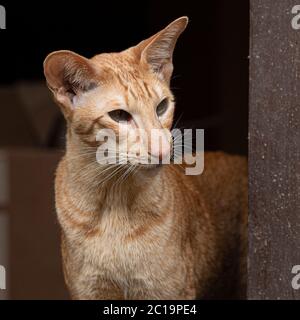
[0,0,249,154]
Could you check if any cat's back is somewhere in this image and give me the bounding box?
[198,151,247,205]
[190,151,247,229]
[198,152,247,298]
[178,151,247,299]
[170,151,247,243]
[172,151,247,202]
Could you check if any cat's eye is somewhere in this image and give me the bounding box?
[156,98,169,117]
[108,109,132,123]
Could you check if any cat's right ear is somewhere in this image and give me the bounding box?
[135,17,188,84]
[43,50,98,119]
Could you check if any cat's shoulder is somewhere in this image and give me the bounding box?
[204,151,247,173]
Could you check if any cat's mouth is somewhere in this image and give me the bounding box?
[136,163,163,169]
[126,154,170,169]
[95,149,173,169]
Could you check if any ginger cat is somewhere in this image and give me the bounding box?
[44,17,247,300]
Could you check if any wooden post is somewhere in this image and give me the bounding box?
[249,0,300,299]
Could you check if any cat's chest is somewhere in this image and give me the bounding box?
[86,232,139,271]
[80,210,162,281]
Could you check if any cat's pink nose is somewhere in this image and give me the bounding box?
[149,131,172,163]
[152,145,170,161]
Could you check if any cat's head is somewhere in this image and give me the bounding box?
[44,17,188,166]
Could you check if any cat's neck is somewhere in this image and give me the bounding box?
[63,138,164,211]
[57,138,173,233]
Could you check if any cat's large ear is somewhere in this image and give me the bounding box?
[43,50,98,118]
[137,16,188,83]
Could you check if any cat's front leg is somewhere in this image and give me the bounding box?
[126,273,197,300]
[61,239,124,299]
[126,284,197,300]
[68,276,124,300]
[95,278,125,300]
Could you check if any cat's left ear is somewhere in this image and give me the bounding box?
[136,16,188,83]
[43,50,98,120]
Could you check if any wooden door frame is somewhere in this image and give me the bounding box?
[249,0,300,299]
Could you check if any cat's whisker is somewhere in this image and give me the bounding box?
[172,112,184,130]
[96,163,128,188]
[114,165,132,188]
[75,160,124,186]
[122,165,138,186]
